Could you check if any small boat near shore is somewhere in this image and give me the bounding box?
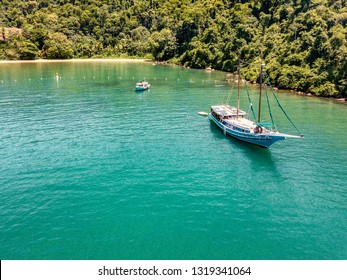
[209,61,304,148]
[135,80,150,91]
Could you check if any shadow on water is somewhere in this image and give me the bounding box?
[135,89,150,95]
[209,122,278,170]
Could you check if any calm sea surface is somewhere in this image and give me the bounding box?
[0,61,346,260]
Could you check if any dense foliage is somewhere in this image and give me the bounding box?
[0,0,346,96]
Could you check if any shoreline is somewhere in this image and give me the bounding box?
[0,58,152,64]
[1,58,345,102]
[230,76,347,103]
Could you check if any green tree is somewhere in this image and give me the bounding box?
[0,0,346,96]
[43,32,73,58]
[149,28,177,60]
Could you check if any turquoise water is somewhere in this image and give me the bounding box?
[0,61,346,260]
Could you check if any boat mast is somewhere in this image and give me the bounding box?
[258,64,264,123]
[237,59,241,118]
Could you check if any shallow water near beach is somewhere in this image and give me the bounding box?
[0,61,346,259]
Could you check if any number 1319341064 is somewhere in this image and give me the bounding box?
[191,266,251,276]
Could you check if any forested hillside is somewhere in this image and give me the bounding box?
[0,0,346,97]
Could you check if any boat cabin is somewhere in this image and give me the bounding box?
[135,80,150,91]
[210,105,263,134]
[210,105,247,121]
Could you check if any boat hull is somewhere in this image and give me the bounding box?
[208,114,286,148]
[135,87,148,91]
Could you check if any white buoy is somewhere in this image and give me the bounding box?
[198,112,208,116]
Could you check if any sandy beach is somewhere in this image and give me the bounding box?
[0,58,152,64]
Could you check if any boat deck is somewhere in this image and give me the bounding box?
[210,105,247,117]
[225,117,255,128]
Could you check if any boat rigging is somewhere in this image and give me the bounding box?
[208,60,304,148]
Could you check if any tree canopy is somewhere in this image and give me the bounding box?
[0,0,346,97]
